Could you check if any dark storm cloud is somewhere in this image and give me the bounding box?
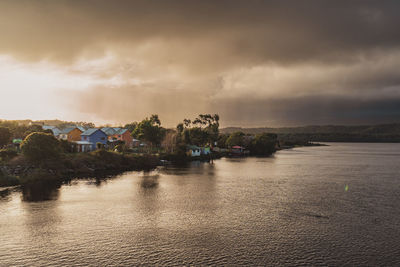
[1,0,400,66]
[215,95,400,127]
[1,0,400,125]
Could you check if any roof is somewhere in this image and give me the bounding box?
[76,126,86,132]
[115,128,128,135]
[42,125,56,130]
[101,127,128,136]
[42,125,61,136]
[101,127,117,136]
[60,127,82,134]
[187,145,201,150]
[51,128,62,136]
[81,128,103,136]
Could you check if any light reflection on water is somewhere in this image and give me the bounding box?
[1,143,400,266]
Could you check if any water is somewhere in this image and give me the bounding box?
[1,143,400,266]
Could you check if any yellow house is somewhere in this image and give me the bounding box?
[59,127,83,142]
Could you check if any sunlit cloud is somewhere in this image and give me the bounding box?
[0,1,400,126]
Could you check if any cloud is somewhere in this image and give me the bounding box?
[1,1,400,126]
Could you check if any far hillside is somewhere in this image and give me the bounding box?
[221,124,400,143]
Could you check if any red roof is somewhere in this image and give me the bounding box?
[232,146,243,149]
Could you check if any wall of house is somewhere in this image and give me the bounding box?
[68,128,83,142]
[121,131,132,147]
[110,130,132,147]
[81,130,108,150]
[191,149,201,157]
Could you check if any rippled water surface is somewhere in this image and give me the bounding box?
[1,143,400,266]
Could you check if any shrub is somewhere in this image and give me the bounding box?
[0,148,18,162]
[60,139,76,153]
[114,144,125,153]
[248,133,277,156]
[20,132,61,163]
[0,170,19,187]
[0,127,11,148]
[96,142,104,150]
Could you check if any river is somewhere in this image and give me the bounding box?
[1,143,400,266]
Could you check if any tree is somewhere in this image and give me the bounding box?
[60,139,76,153]
[183,127,209,146]
[162,130,178,153]
[114,144,125,153]
[178,114,220,146]
[226,132,245,147]
[22,125,51,139]
[0,127,11,148]
[21,132,61,163]
[132,115,166,147]
[217,134,229,148]
[248,133,278,156]
[124,122,138,133]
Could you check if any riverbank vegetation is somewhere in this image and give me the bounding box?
[0,115,310,187]
[222,124,400,143]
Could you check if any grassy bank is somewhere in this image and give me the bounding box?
[1,150,159,187]
[0,169,19,187]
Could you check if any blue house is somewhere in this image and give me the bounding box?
[76,128,108,152]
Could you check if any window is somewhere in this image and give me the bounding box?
[101,137,105,140]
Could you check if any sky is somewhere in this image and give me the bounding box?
[1,0,400,127]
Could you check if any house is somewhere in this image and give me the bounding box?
[58,127,83,142]
[231,145,245,156]
[42,125,62,137]
[110,129,132,147]
[77,128,108,152]
[101,127,119,136]
[42,125,56,131]
[76,126,87,132]
[187,145,201,157]
[12,139,23,151]
[101,127,132,148]
[201,147,211,155]
[132,138,141,147]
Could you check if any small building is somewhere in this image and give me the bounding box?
[109,129,132,147]
[59,127,83,142]
[132,138,141,147]
[42,125,56,131]
[201,147,211,155]
[78,128,108,152]
[42,125,62,138]
[75,141,92,153]
[76,126,87,132]
[187,145,201,157]
[12,139,23,151]
[231,146,245,156]
[101,127,119,136]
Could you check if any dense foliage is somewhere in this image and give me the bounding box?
[132,115,166,147]
[177,114,220,147]
[0,127,11,148]
[222,124,400,143]
[21,132,62,163]
[225,131,245,147]
[0,169,19,187]
[248,133,277,156]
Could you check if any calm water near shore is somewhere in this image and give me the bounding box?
[1,143,400,266]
